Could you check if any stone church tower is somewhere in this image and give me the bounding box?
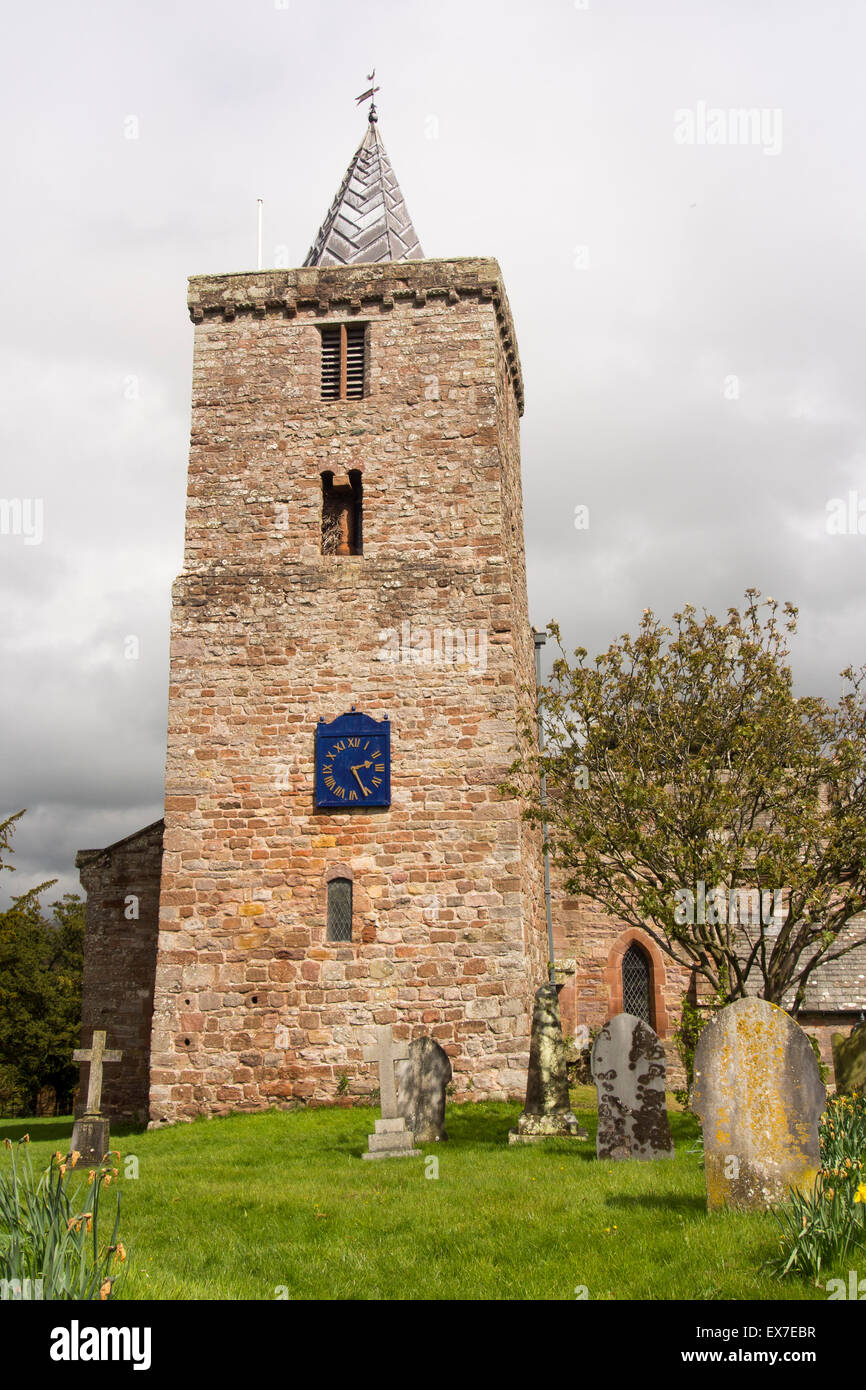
[142,108,546,1121]
[74,109,866,1122]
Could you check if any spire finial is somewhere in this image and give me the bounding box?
[303,82,424,266]
[355,69,380,123]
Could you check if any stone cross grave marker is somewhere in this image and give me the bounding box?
[70,1029,123,1166]
[591,1013,674,1161]
[362,1024,422,1160]
[692,997,825,1211]
[74,1030,122,1115]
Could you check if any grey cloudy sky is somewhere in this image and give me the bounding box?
[2,0,865,905]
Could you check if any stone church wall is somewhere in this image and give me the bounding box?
[75,821,164,1122]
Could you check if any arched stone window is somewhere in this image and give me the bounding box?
[326,877,353,942]
[605,928,669,1037]
[621,942,652,1025]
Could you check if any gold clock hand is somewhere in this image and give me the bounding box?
[351,765,371,795]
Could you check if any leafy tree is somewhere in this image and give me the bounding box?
[507,592,866,1014]
[0,812,85,1113]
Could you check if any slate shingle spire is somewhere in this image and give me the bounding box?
[303,109,424,267]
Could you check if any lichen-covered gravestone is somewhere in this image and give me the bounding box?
[396,1037,452,1142]
[831,1019,866,1096]
[591,1013,674,1160]
[508,984,588,1143]
[692,998,825,1211]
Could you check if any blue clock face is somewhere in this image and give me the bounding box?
[322,735,386,804]
[315,711,391,809]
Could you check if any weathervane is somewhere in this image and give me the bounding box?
[356,69,380,123]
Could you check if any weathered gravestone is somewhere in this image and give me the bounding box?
[509,983,588,1143]
[70,1030,123,1165]
[396,1036,451,1142]
[831,1019,866,1096]
[361,1025,422,1160]
[692,998,825,1211]
[591,1013,674,1160]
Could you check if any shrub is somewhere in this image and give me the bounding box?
[770,1091,866,1281]
[807,1032,829,1087]
[672,997,705,1109]
[0,1137,126,1299]
[564,1029,597,1087]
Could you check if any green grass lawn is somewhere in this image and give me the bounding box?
[0,1090,828,1300]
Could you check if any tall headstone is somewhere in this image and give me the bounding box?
[591,1013,674,1161]
[361,1025,422,1160]
[509,984,588,1144]
[692,998,825,1211]
[396,1037,452,1142]
[70,1030,123,1165]
[831,1019,866,1095]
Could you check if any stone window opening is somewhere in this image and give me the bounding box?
[322,469,363,556]
[622,941,653,1026]
[326,877,353,943]
[320,322,366,400]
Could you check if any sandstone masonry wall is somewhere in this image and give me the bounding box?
[75,822,164,1122]
[149,258,547,1121]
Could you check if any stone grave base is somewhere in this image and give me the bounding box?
[362,1117,422,1160]
[508,1109,588,1145]
[69,1115,110,1167]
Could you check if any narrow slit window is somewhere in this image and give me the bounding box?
[327,878,353,942]
[321,469,363,556]
[320,323,366,400]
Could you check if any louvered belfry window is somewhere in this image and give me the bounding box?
[326,878,353,942]
[320,323,366,400]
[622,943,652,1025]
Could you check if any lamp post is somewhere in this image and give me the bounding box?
[533,627,556,985]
